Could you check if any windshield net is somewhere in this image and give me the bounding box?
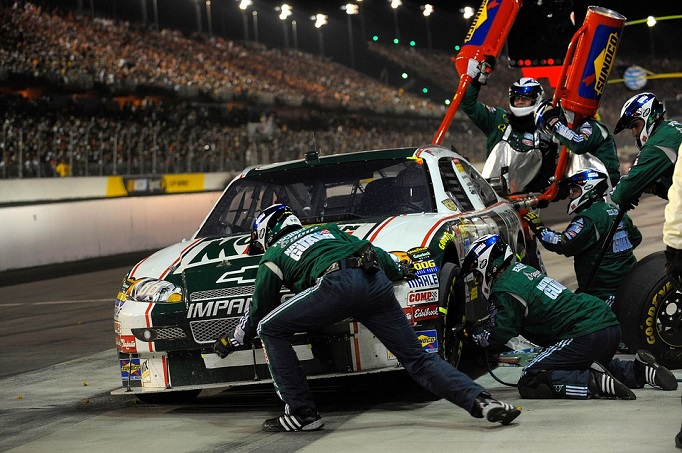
[197,158,435,237]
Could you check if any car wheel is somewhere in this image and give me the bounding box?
[439,262,464,368]
[616,251,682,369]
[135,390,201,404]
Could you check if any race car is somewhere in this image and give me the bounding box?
[111,144,525,402]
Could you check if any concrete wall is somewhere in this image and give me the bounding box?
[0,191,222,272]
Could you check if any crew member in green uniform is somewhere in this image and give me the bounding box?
[460,234,677,400]
[534,100,621,188]
[462,59,558,272]
[522,168,641,305]
[212,204,521,432]
[610,92,682,210]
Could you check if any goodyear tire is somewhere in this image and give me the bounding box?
[616,251,682,369]
[439,262,464,368]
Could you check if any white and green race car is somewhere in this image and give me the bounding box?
[112,144,525,402]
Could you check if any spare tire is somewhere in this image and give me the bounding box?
[615,251,682,369]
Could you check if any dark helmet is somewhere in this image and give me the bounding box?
[250,204,302,254]
[562,168,609,215]
[461,234,515,300]
[509,78,544,117]
[396,165,430,209]
[614,92,666,149]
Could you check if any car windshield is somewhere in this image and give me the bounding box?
[197,157,435,238]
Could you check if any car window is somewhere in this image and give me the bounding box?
[196,158,435,238]
[457,159,499,207]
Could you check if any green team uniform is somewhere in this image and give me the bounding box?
[534,200,642,301]
[550,118,621,187]
[243,223,402,338]
[486,262,619,348]
[611,120,682,206]
[461,84,557,193]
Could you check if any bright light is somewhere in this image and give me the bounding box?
[423,4,433,17]
[409,40,415,46]
[393,38,399,44]
[278,4,292,20]
[239,0,252,11]
[401,72,408,79]
[647,16,657,27]
[390,0,402,10]
[463,6,474,19]
[344,4,359,15]
[312,13,327,28]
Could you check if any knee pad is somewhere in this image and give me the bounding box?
[517,370,555,399]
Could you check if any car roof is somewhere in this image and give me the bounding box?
[241,147,419,176]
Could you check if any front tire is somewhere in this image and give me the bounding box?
[439,262,464,368]
[616,251,682,369]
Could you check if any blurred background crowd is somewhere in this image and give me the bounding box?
[0,1,680,178]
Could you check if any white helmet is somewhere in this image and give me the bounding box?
[461,234,515,300]
[509,78,544,117]
[614,92,665,149]
[249,204,302,254]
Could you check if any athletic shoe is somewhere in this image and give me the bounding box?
[634,349,679,390]
[588,362,636,400]
[262,407,323,432]
[472,393,521,425]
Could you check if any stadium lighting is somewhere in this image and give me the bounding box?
[239,0,253,40]
[422,4,433,50]
[390,0,401,42]
[276,4,292,48]
[462,6,474,20]
[252,11,259,42]
[647,16,657,27]
[343,4,359,69]
[205,1,213,37]
[312,14,328,56]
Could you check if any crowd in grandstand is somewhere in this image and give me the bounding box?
[0,1,680,179]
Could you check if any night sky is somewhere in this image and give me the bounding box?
[30,0,682,66]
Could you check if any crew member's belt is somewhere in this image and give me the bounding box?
[323,256,363,275]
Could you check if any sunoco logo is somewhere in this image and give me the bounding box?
[593,32,619,95]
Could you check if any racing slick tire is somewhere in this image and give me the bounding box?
[616,251,682,369]
[439,262,464,369]
[135,390,202,405]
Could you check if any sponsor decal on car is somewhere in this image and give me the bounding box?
[408,289,438,305]
[116,334,137,353]
[120,358,144,380]
[403,304,440,325]
[406,273,439,289]
[416,329,439,353]
[187,298,250,319]
[413,259,439,276]
[407,247,431,261]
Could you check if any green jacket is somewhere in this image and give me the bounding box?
[461,84,558,193]
[535,200,641,300]
[611,120,682,206]
[486,262,619,348]
[551,117,621,187]
[243,224,403,343]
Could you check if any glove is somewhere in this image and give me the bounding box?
[212,336,241,358]
[468,320,492,348]
[665,246,682,292]
[466,56,496,86]
[534,100,561,133]
[619,198,639,211]
[400,261,418,280]
[522,211,546,236]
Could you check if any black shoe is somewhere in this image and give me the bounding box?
[634,349,679,390]
[588,362,636,400]
[676,429,682,449]
[472,393,521,425]
[262,407,323,432]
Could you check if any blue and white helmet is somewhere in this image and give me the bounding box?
[250,204,302,254]
[461,234,515,300]
[563,168,609,215]
[509,78,544,117]
[614,92,665,149]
